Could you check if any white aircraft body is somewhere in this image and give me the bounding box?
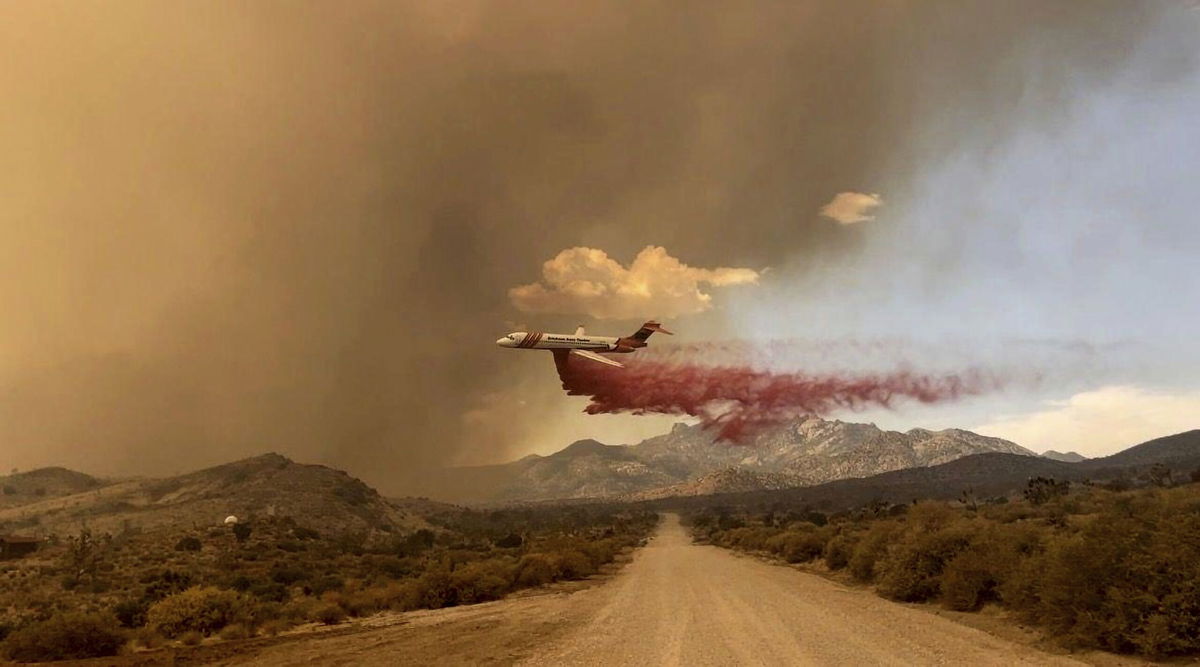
[495,321,672,368]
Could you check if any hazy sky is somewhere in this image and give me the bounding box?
[3,2,1197,492]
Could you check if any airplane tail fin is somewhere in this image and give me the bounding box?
[630,321,672,342]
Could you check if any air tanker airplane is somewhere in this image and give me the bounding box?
[496,321,672,368]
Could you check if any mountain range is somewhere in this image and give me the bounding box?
[650,429,1200,513]
[0,453,443,537]
[2,429,1194,539]
[421,417,1038,502]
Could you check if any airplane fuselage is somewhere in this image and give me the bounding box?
[496,321,671,368]
[496,331,627,352]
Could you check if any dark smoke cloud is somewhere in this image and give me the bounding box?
[0,1,1174,492]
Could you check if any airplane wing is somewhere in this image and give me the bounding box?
[570,349,624,368]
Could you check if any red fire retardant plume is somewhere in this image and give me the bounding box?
[554,351,1002,442]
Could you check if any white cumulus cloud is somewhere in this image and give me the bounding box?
[819,191,883,224]
[972,385,1200,457]
[509,246,759,319]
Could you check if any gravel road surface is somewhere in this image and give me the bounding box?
[216,514,1090,666]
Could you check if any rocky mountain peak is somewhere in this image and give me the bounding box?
[427,416,1038,502]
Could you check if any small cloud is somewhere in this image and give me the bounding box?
[972,385,1200,457]
[819,191,883,224]
[509,246,759,320]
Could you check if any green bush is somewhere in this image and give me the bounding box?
[146,586,256,637]
[1,611,125,662]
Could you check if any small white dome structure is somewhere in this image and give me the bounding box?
[223,515,239,525]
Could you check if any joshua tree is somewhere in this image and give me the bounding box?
[960,486,979,512]
[1147,463,1173,488]
[1024,476,1070,505]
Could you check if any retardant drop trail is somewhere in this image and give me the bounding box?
[554,351,1003,442]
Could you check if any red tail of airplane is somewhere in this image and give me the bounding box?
[617,321,673,350]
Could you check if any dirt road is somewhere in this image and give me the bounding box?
[216,514,1089,666]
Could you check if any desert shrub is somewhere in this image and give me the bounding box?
[765,528,829,563]
[230,574,256,591]
[280,597,318,622]
[146,586,256,638]
[366,555,415,579]
[941,523,1043,612]
[335,588,389,617]
[1,611,125,662]
[876,522,973,602]
[219,623,250,641]
[1026,496,1200,655]
[580,538,619,567]
[414,568,456,608]
[133,626,165,649]
[513,553,556,588]
[113,598,149,628]
[368,581,421,611]
[232,523,252,543]
[822,532,857,570]
[450,562,511,604]
[248,580,289,602]
[174,536,202,552]
[716,526,776,551]
[260,619,292,636]
[142,568,194,602]
[179,630,203,645]
[313,603,346,625]
[270,565,309,586]
[304,575,345,597]
[495,533,523,548]
[848,521,899,582]
[553,550,596,580]
[291,525,319,540]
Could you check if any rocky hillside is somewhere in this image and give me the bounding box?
[1041,450,1087,462]
[652,429,1200,513]
[425,417,1036,502]
[0,454,428,537]
[0,467,105,509]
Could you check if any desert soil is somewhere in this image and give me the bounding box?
[104,513,1125,666]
